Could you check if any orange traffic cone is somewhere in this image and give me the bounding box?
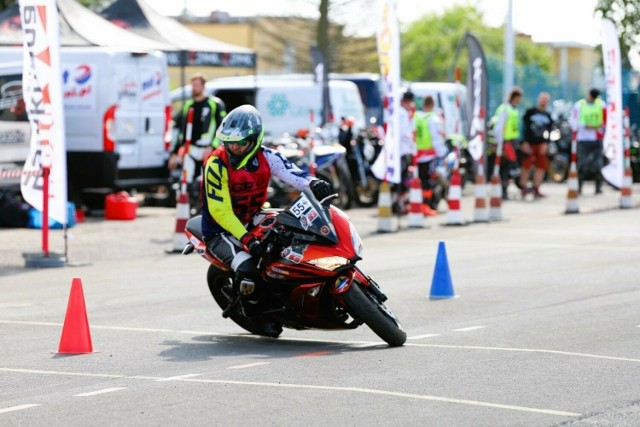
[407,171,424,228]
[621,108,633,209]
[473,155,489,223]
[565,135,580,214]
[444,169,466,225]
[58,278,93,354]
[169,170,191,253]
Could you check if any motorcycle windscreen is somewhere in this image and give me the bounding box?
[279,190,339,244]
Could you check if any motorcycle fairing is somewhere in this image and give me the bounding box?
[280,191,338,244]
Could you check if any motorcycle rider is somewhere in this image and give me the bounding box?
[413,95,447,215]
[201,105,332,308]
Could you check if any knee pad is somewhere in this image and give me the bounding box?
[235,257,259,281]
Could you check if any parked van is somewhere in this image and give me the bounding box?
[170,74,366,137]
[0,47,172,206]
[0,62,30,191]
[408,82,469,142]
[330,73,385,127]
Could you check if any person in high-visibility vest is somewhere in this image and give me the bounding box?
[489,87,523,200]
[168,73,227,184]
[414,95,447,215]
[570,88,606,194]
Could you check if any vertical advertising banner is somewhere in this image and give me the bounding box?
[465,32,488,161]
[371,0,401,184]
[19,0,68,224]
[601,19,623,189]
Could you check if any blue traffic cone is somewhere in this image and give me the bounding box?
[429,241,456,299]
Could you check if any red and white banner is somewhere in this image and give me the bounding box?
[19,0,68,224]
[371,0,402,184]
[601,18,624,189]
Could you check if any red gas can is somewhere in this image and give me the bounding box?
[105,191,138,220]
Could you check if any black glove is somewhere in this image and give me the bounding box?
[310,179,332,200]
[240,234,263,258]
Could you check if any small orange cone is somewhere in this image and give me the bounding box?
[407,169,424,228]
[58,278,93,354]
[565,134,580,214]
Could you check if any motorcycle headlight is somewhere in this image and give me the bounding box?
[307,256,350,271]
[363,143,376,162]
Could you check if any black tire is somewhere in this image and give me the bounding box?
[547,155,569,183]
[206,265,281,338]
[355,174,379,207]
[342,283,406,347]
[335,159,354,210]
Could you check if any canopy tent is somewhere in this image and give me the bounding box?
[100,0,256,69]
[0,0,174,51]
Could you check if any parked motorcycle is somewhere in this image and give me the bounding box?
[338,119,381,207]
[182,189,407,347]
[265,133,353,210]
[546,118,572,183]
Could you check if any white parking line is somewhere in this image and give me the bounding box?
[453,326,487,332]
[156,374,203,382]
[0,404,40,414]
[227,362,271,370]
[408,334,440,340]
[73,387,127,397]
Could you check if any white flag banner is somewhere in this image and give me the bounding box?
[19,0,68,225]
[601,18,624,189]
[371,0,402,184]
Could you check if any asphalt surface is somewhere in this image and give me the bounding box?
[1,181,639,426]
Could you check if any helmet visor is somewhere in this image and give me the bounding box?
[223,134,257,147]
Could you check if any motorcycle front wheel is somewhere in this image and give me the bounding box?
[207,265,282,338]
[342,283,406,347]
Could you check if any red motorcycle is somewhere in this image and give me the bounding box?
[182,190,406,347]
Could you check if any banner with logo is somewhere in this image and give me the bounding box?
[19,0,68,225]
[601,19,624,189]
[371,0,402,184]
[465,32,489,161]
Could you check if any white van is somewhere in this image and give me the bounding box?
[170,74,367,137]
[408,82,469,142]
[0,62,30,191]
[0,47,172,205]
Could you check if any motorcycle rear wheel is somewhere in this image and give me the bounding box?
[207,265,282,338]
[342,283,406,347]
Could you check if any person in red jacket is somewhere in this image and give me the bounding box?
[201,105,331,321]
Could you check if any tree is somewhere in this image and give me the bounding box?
[401,5,552,82]
[595,0,639,66]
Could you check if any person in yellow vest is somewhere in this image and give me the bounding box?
[570,88,606,194]
[490,87,523,200]
[168,73,227,185]
[414,95,446,215]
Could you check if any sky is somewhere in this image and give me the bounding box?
[143,0,602,46]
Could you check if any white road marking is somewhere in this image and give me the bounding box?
[156,374,203,382]
[453,326,487,332]
[73,387,127,397]
[0,404,40,414]
[408,334,440,340]
[227,362,271,370]
[0,367,579,417]
[0,303,33,308]
[2,320,639,363]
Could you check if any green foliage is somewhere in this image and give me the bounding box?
[595,0,640,65]
[401,5,553,83]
